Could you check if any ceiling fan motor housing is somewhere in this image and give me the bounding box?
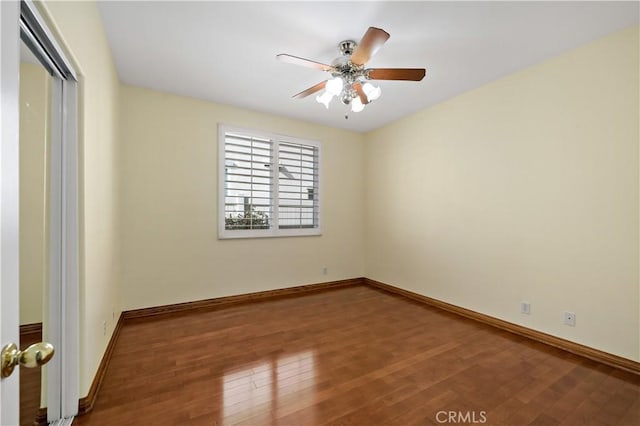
[338,40,357,56]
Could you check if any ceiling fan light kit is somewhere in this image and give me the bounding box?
[277,27,426,117]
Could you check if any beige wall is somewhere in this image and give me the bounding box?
[364,26,639,361]
[119,86,365,310]
[19,62,49,326]
[41,0,122,397]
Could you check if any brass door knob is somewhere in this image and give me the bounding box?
[1,342,54,378]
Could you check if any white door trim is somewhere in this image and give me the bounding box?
[59,75,79,420]
[46,71,79,423]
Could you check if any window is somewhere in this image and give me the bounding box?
[218,125,321,239]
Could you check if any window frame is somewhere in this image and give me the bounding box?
[218,124,322,239]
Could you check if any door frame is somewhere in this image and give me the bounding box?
[1,0,79,423]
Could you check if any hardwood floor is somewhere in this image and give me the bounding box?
[74,286,639,425]
[20,326,42,426]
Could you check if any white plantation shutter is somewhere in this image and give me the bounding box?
[223,133,273,230]
[278,141,319,229]
[219,125,321,239]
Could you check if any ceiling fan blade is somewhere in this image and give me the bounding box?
[276,54,334,72]
[368,68,426,81]
[351,27,390,66]
[352,82,370,105]
[293,80,327,99]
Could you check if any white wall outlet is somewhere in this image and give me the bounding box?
[102,320,107,336]
[521,301,531,315]
[564,311,576,326]
[322,266,328,275]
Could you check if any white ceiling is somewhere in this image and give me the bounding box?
[97,1,639,133]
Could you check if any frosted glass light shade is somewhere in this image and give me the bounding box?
[316,91,333,109]
[325,77,344,96]
[362,82,381,101]
[351,97,364,112]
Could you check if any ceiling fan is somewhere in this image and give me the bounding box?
[276,27,426,115]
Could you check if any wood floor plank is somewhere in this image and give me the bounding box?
[73,286,640,425]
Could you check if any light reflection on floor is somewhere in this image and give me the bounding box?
[222,350,316,424]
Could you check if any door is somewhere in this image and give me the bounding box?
[0,1,22,423]
[1,0,79,424]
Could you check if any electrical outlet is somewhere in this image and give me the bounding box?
[564,311,576,327]
[322,266,328,275]
[102,320,107,336]
[521,301,531,315]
